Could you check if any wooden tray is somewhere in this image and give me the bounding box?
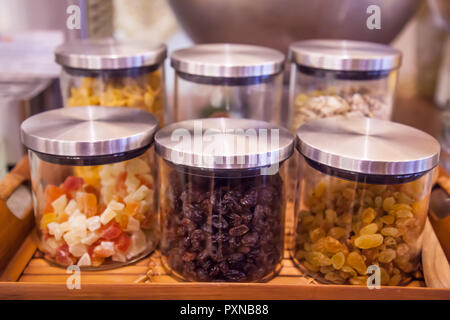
[0,158,449,300]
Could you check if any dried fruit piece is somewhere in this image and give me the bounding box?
[331,252,345,270]
[305,251,332,267]
[359,223,378,235]
[381,227,399,238]
[378,249,396,263]
[347,252,367,275]
[354,234,383,249]
[383,197,396,212]
[361,208,376,224]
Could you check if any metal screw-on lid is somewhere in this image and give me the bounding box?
[55,38,167,70]
[155,118,294,170]
[21,106,159,158]
[289,39,402,71]
[171,43,285,78]
[296,116,440,176]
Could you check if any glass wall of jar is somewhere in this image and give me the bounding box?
[55,38,167,125]
[155,118,294,282]
[288,39,402,132]
[293,116,440,286]
[171,44,285,126]
[21,107,159,269]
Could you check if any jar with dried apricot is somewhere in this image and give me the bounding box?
[293,116,440,285]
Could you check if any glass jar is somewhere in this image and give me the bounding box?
[21,106,159,269]
[288,39,402,131]
[171,44,285,126]
[55,38,167,125]
[293,116,440,286]
[155,118,294,282]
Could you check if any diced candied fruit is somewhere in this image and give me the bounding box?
[305,251,332,267]
[347,252,367,275]
[112,251,127,263]
[62,176,84,192]
[55,244,74,266]
[378,249,396,263]
[99,221,122,240]
[69,243,87,257]
[126,230,147,259]
[359,223,378,235]
[125,216,141,232]
[52,194,68,215]
[125,185,150,203]
[354,234,383,249]
[114,233,131,252]
[93,241,115,258]
[381,227,399,238]
[77,252,92,267]
[361,208,376,224]
[76,192,97,217]
[127,158,150,175]
[65,200,79,216]
[116,213,129,229]
[331,252,345,270]
[86,216,101,232]
[40,213,57,231]
[81,231,100,246]
[125,174,141,194]
[115,171,127,193]
[100,207,118,225]
[44,185,65,212]
[137,174,154,189]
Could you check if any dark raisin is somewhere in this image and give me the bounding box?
[225,270,247,282]
[212,215,229,229]
[229,224,249,237]
[240,189,258,207]
[242,232,259,247]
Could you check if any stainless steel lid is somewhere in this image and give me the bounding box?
[55,38,167,70]
[296,116,440,175]
[155,118,294,170]
[171,43,285,78]
[289,39,402,71]
[21,106,158,157]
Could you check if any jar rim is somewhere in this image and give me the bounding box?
[21,106,158,158]
[171,43,285,78]
[296,116,440,176]
[289,39,401,72]
[55,38,167,70]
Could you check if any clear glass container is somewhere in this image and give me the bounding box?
[155,118,294,282]
[293,116,440,286]
[288,39,402,131]
[55,38,167,125]
[21,106,159,269]
[171,44,284,125]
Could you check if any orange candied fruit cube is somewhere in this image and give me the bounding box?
[124,202,139,216]
[76,192,98,217]
[43,185,65,213]
[40,212,57,231]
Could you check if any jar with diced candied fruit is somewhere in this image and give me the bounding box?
[21,106,159,269]
[293,116,440,286]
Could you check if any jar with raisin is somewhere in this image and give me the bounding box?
[155,118,294,282]
[55,38,166,125]
[21,106,159,269]
[293,116,440,286]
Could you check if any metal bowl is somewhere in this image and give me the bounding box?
[168,0,420,53]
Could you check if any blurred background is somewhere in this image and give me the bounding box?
[0,0,449,176]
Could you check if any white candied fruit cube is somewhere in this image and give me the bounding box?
[63,231,82,246]
[86,216,101,231]
[127,158,150,175]
[100,207,117,225]
[59,222,70,233]
[64,199,79,215]
[81,231,100,245]
[68,213,87,238]
[112,251,127,263]
[69,243,87,257]
[111,162,126,175]
[126,216,141,232]
[125,173,140,194]
[52,194,68,215]
[47,222,63,240]
[77,253,92,267]
[41,237,60,256]
[126,230,147,259]
[124,185,150,203]
[101,241,115,251]
[108,200,125,211]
